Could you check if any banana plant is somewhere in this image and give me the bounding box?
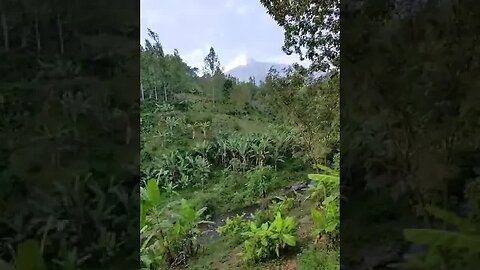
[193,141,212,159]
[217,137,229,165]
[236,138,250,171]
[271,138,286,171]
[250,137,270,167]
[164,116,179,133]
[306,164,340,203]
[198,121,210,140]
[194,156,211,187]
[186,123,196,139]
[306,164,340,244]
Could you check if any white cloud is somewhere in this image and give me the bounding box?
[265,53,310,66]
[224,52,249,72]
[182,44,212,69]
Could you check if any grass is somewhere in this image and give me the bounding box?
[297,246,339,270]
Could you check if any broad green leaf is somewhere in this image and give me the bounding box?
[146,179,161,206]
[311,207,324,225]
[315,165,338,176]
[308,174,339,183]
[282,234,296,246]
[323,194,338,204]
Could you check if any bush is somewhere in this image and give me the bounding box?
[217,214,248,244]
[241,212,297,262]
[245,166,275,199]
[297,246,339,270]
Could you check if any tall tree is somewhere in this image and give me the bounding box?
[145,28,164,57]
[203,47,222,103]
[203,47,220,77]
[260,0,339,72]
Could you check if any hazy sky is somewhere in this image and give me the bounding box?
[141,0,304,71]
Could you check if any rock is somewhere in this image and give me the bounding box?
[290,181,308,192]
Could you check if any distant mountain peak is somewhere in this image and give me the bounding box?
[226,58,290,83]
[246,57,257,64]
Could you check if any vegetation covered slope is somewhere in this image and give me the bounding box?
[139,21,339,269]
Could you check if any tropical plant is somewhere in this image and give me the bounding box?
[198,121,210,140]
[186,123,196,139]
[306,165,340,204]
[402,179,480,270]
[141,179,212,268]
[250,136,270,167]
[194,156,211,187]
[217,214,248,244]
[235,137,250,171]
[307,164,340,244]
[270,197,296,215]
[241,212,296,262]
[245,166,274,199]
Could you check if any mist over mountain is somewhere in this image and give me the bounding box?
[226,58,290,83]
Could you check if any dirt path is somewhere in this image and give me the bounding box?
[197,179,313,245]
[197,203,260,245]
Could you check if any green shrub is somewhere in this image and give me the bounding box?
[251,197,296,226]
[402,179,480,270]
[307,165,340,244]
[245,166,275,199]
[270,197,295,215]
[297,246,339,270]
[241,212,296,262]
[252,208,273,226]
[140,179,211,269]
[217,214,248,244]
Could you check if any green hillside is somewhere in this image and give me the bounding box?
[140,3,339,269]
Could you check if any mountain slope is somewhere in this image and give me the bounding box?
[226,58,289,83]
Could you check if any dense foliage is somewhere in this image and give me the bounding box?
[139,0,340,267]
[1,0,138,269]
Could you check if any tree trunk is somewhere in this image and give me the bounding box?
[35,11,41,52]
[154,86,158,101]
[1,11,8,52]
[57,14,64,55]
[141,84,145,101]
[164,84,167,103]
